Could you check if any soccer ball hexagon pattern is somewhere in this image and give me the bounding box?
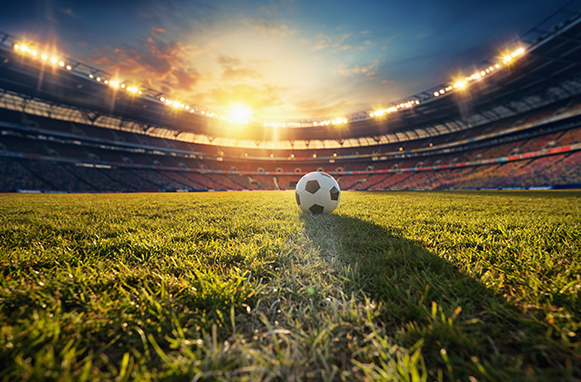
[295,171,341,214]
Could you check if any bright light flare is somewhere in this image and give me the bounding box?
[454,80,467,89]
[230,105,253,121]
[512,47,525,57]
[127,86,139,93]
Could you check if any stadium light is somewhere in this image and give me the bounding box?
[7,34,532,127]
[512,47,525,57]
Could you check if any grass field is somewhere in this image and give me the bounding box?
[0,191,580,381]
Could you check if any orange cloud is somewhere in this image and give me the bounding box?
[88,30,203,95]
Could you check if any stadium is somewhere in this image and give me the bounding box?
[0,1,580,381]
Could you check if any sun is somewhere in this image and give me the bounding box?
[230,104,253,121]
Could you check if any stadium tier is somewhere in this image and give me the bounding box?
[1,102,581,191]
[1,6,581,192]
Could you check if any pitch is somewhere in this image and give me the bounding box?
[0,191,580,381]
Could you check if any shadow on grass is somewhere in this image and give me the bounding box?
[302,213,580,381]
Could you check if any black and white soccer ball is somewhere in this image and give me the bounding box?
[295,172,341,214]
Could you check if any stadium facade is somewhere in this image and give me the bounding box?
[1,2,581,192]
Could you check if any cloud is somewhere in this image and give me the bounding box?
[172,68,202,91]
[249,19,296,37]
[60,8,76,18]
[313,32,369,53]
[88,27,203,93]
[216,55,263,81]
[314,36,332,51]
[334,60,378,77]
[292,98,359,118]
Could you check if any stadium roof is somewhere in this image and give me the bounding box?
[0,1,581,149]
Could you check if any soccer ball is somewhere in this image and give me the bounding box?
[295,172,341,214]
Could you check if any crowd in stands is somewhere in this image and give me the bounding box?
[0,158,46,190]
[557,127,581,146]
[2,94,581,192]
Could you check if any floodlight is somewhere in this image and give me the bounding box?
[512,48,524,56]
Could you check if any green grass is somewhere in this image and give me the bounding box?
[0,191,579,381]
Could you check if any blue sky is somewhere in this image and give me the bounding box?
[0,0,566,119]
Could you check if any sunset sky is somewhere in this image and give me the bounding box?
[0,0,565,119]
